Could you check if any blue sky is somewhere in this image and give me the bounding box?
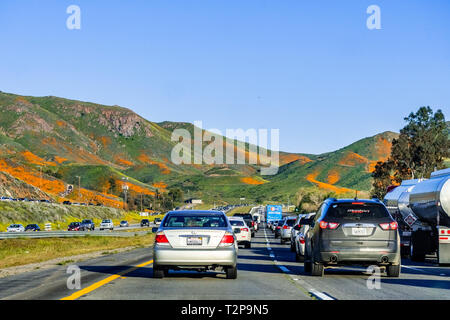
[0,0,449,154]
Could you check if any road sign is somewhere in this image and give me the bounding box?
[45,223,52,231]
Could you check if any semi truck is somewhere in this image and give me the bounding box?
[383,168,450,265]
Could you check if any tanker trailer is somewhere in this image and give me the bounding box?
[384,168,450,264]
[383,179,423,257]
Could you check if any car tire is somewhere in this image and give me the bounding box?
[163,269,170,277]
[225,266,237,279]
[290,242,295,252]
[296,252,304,262]
[304,260,312,273]
[386,264,401,277]
[153,266,165,279]
[245,242,251,249]
[251,232,255,237]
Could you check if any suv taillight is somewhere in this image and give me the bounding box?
[219,232,235,246]
[283,225,289,229]
[380,221,398,230]
[155,232,169,244]
[319,221,339,229]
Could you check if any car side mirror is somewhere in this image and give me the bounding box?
[234,228,241,234]
[151,227,159,233]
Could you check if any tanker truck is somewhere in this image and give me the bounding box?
[383,168,450,265]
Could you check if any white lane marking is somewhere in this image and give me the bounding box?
[279,266,290,273]
[264,226,337,300]
[402,266,424,272]
[309,289,335,301]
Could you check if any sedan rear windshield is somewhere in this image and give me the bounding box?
[230,220,245,226]
[164,214,228,228]
[325,203,391,220]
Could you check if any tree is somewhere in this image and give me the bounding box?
[370,161,394,199]
[372,106,449,197]
[168,188,183,202]
[391,107,449,180]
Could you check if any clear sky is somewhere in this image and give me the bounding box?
[0,0,449,154]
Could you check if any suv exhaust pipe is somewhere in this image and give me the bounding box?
[381,256,389,263]
[330,255,338,263]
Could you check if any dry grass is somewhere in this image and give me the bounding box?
[0,233,155,269]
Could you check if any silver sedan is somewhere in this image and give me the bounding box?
[153,210,238,279]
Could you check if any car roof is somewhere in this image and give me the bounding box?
[228,216,245,220]
[325,198,383,205]
[167,210,225,215]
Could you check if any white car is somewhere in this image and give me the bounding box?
[7,224,25,232]
[294,213,316,261]
[99,219,114,230]
[228,216,252,249]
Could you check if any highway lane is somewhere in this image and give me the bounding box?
[262,227,450,300]
[0,226,449,300]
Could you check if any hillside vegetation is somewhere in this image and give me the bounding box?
[0,91,416,212]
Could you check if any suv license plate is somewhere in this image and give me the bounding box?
[187,237,202,245]
[352,228,367,236]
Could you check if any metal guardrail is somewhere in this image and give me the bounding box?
[0,229,153,240]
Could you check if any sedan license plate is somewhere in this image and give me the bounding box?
[187,236,202,245]
[352,228,367,236]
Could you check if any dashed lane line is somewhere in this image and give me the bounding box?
[263,227,336,301]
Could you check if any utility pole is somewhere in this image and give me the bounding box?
[75,176,81,201]
[122,177,128,210]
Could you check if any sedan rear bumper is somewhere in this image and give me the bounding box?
[153,245,237,267]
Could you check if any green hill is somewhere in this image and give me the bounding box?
[0,91,405,205]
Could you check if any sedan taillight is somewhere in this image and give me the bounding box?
[155,232,169,244]
[219,232,235,246]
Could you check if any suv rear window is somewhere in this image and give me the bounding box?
[164,214,228,228]
[285,219,296,226]
[325,203,390,220]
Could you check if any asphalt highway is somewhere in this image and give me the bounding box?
[0,227,449,300]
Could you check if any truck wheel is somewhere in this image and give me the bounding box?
[225,266,237,279]
[153,266,164,279]
[386,264,401,277]
[410,242,425,262]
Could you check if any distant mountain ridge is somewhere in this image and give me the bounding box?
[0,91,402,204]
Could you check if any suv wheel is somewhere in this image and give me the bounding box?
[245,242,251,249]
[311,261,324,277]
[153,266,165,279]
[290,242,295,252]
[225,266,237,279]
[310,253,324,276]
[386,264,401,277]
[295,252,304,262]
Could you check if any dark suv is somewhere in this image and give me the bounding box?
[304,199,401,277]
[233,213,255,237]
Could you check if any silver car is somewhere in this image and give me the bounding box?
[153,210,238,279]
[280,217,297,244]
[294,213,316,261]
